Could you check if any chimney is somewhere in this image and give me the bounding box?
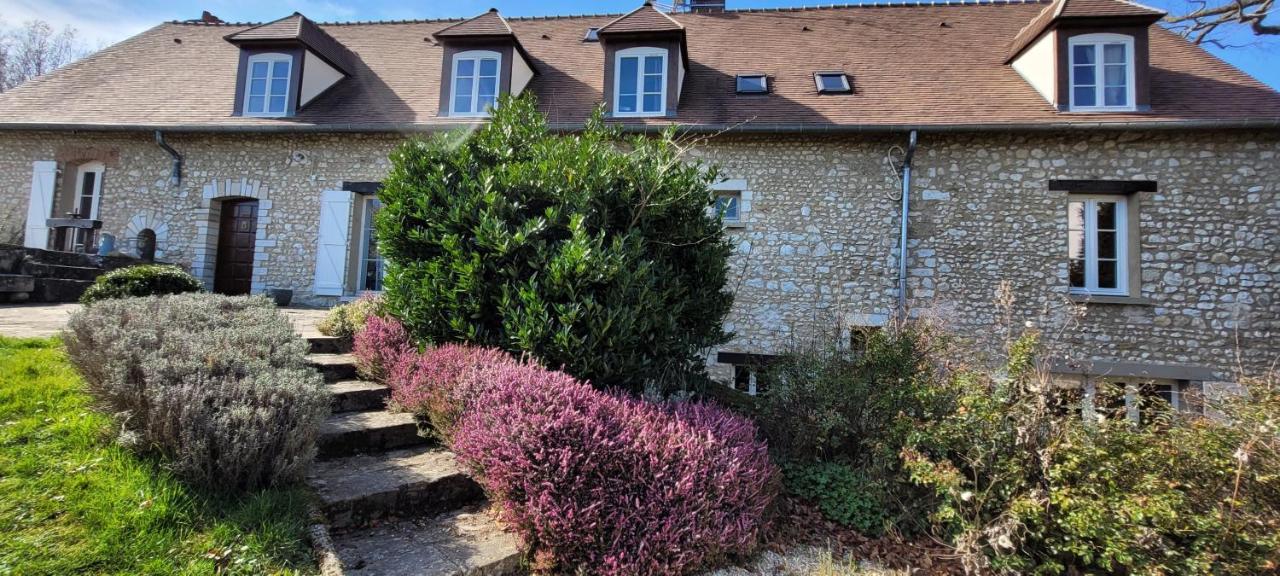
[200,10,224,24]
[675,0,726,13]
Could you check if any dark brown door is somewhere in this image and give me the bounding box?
[214,199,258,295]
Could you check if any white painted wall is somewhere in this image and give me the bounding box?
[1012,30,1056,105]
[511,52,534,96]
[300,50,344,107]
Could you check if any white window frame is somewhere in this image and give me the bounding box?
[814,72,851,93]
[450,50,502,117]
[709,178,749,229]
[242,53,293,117]
[1067,33,1136,112]
[714,191,742,225]
[74,162,104,220]
[1068,194,1128,296]
[613,46,667,117]
[357,196,385,293]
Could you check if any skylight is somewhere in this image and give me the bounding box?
[736,74,768,94]
[584,27,600,42]
[814,72,851,94]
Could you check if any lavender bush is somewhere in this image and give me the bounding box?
[63,293,329,491]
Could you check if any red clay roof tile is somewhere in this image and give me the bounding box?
[0,2,1275,132]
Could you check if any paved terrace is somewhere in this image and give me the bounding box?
[0,303,329,339]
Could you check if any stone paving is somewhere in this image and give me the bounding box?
[0,302,330,338]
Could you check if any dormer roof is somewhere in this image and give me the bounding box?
[597,2,684,36]
[432,8,514,38]
[225,12,355,75]
[1007,0,1164,61]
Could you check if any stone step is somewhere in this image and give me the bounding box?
[0,274,35,293]
[318,410,425,460]
[32,278,92,303]
[330,379,390,414]
[328,506,522,576]
[308,335,349,355]
[309,445,483,529]
[309,353,358,382]
[20,261,102,282]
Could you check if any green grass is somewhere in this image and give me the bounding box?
[0,337,316,575]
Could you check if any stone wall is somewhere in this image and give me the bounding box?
[0,128,1274,378]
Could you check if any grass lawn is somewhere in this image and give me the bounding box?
[0,337,316,575]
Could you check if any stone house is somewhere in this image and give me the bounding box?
[0,0,1276,413]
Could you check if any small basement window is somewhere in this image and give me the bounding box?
[814,72,851,93]
[583,27,600,42]
[735,74,768,94]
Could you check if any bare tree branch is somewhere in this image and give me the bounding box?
[0,18,91,92]
[1165,0,1280,46]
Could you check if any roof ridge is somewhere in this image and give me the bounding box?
[171,0,1053,28]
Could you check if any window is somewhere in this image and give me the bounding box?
[73,162,104,253]
[359,197,385,292]
[243,53,292,117]
[1068,195,1128,296]
[583,27,600,42]
[814,72,851,93]
[1068,34,1134,111]
[849,326,881,354]
[714,191,741,224]
[735,74,767,94]
[614,47,667,116]
[451,50,501,117]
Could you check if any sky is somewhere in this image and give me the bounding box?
[0,0,1276,88]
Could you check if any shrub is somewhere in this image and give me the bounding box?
[62,293,329,491]
[79,264,203,304]
[386,343,518,443]
[782,461,887,536]
[902,332,1280,575]
[757,323,953,532]
[452,359,778,575]
[377,95,733,392]
[316,293,382,339]
[351,313,413,382]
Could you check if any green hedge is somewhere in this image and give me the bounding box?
[80,264,203,304]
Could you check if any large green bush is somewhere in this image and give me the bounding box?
[62,294,329,491]
[80,264,203,304]
[376,95,733,392]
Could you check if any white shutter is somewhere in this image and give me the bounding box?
[313,190,354,296]
[24,161,57,249]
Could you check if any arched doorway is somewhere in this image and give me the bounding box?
[213,199,258,295]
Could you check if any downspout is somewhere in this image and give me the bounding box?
[154,130,182,187]
[897,130,918,315]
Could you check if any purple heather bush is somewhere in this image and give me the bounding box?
[351,313,413,382]
[387,343,519,442]
[451,358,779,575]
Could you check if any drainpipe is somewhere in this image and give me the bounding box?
[897,130,918,315]
[154,130,182,187]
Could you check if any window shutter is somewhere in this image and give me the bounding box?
[24,161,58,249]
[313,189,354,296]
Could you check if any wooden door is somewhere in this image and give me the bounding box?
[214,199,258,295]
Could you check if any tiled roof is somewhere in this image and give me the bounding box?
[225,12,356,74]
[1008,0,1165,60]
[0,2,1276,132]
[432,9,514,38]
[597,2,684,35]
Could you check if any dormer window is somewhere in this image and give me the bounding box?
[736,74,768,94]
[451,50,501,117]
[814,72,851,94]
[243,53,292,117]
[1068,33,1135,111]
[614,47,667,116]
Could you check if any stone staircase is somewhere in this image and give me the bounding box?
[305,336,522,576]
[0,244,139,303]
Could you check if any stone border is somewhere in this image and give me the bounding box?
[191,178,275,294]
[307,503,346,576]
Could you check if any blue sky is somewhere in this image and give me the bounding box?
[1,0,1276,88]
